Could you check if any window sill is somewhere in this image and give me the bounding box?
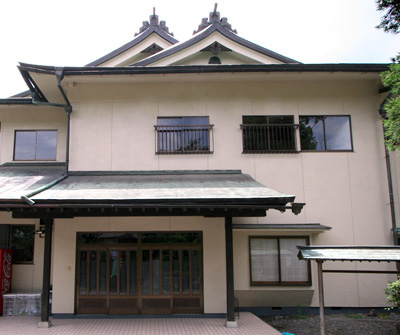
[250,282,312,287]
[300,150,354,153]
[156,151,213,155]
[242,151,300,154]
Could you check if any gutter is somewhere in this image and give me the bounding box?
[18,63,390,77]
[0,98,33,105]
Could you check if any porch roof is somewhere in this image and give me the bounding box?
[0,164,303,218]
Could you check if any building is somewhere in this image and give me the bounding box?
[0,6,397,327]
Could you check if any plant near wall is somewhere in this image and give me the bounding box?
[385,278,400,333]
[385,278,400,309]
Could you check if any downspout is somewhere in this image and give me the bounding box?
[21,68,73,206]
[55,67,73,175]
[379,93,398,247]
[21,175,68,205]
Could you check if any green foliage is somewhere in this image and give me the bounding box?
[385,278,400,309]
[376,0,400,34]
[382,57,400,151]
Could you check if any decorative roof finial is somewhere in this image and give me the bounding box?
[135,9,174,36]
[193,3,237,34]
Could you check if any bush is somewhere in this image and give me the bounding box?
[386,278,400,310]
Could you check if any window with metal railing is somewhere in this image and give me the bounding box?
[241,116,298,153]
[155,117,214,154]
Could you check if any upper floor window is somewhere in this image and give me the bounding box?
[241,116,298,153]
[250,236,310,286]
[14,130,57,161]
[299,116,353,151]
[155,117,213,154]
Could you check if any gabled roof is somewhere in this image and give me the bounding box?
[87,9,178,67]
[132,9,299,66]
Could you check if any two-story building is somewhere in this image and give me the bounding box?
[0,7,397,327]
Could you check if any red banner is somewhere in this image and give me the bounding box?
[0,249,12,315]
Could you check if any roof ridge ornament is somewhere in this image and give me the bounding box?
[193,3,237,35]
[135,8,174,36]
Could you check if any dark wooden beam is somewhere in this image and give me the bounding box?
[225,216,237,327]
[12,208,267,219]
[38,218,53,328]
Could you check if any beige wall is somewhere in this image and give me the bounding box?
[233,230,397,308]
[62,75,395,307]
[51,216,226,314]
[0,212,45,293]
[0,106,67,164]
[1,73,395,309]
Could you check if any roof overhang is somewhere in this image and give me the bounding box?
[233,223,331,233]
[0,166,304,219]
[297,246,400,262]
[17,63,388,105]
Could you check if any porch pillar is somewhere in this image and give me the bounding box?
[38,218,53,328]
[317,260,326,335]
[225,216,238,328]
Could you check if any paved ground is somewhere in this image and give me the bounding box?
[0,312,282,335]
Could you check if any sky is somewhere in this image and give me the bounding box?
[0,0,399,98]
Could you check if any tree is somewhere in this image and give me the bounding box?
[376,0,400,34]
[376,1,400,150]
[381,56,400,151]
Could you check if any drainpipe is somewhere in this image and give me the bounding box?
[20,68,73,205]
[379,94,398,247]
[55,68,72,175]
[383,128,398,246]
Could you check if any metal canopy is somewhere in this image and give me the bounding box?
[297,246,400,262]
[297,246,400,335]
[234,223,331,231]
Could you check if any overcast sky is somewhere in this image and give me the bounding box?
[0,0,399,98]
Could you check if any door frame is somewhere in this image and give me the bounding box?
[75,231,203,315]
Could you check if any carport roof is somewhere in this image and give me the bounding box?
[297,246,400,262]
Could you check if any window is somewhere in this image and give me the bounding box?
[0,225,35,264]
[299,116,353,151]
[249,236,310,286]
[14,130,57,160]
[241,116,297,153]
[155,117,213,154]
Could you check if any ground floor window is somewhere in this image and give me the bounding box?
[0,225,35,264]
[249,236,310,286]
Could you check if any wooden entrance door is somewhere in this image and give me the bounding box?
[76,244,202,315]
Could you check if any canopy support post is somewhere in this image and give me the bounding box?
[317,260,325,335]
[225,216,237,328]
[38,218,53,328]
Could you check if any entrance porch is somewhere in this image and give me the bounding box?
[0,312,282,335]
